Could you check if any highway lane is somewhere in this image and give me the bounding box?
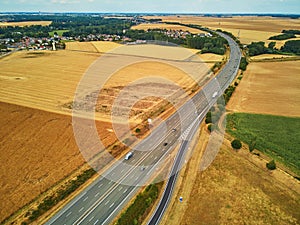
[46,31,241,225]
[147,31,242,225]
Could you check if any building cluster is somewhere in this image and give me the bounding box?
[0,37,59,53]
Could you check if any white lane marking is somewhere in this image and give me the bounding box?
[118,186,123,191]
[108,180,112,185]
[98,183,103,188]
[83,196,88,202]
[79,207,84,212]
[123,189,127,193]
[121,169,124,173]
[94,220,99,225]
[89,216,94,222]
[95,192,99,197]
[105,200,110,205]
[154,156,158,160]
[66,211,72,217]
[135,177,139,181]
[109,202,115,208]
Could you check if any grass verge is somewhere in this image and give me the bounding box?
[226,113,300,175]
[115,182,164,225]
[49,30,69,36]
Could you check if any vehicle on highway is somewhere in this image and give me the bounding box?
[163,142,168,146]
[124,151,133,160]
[212,91,218,98]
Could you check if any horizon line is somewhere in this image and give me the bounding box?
[0,11,299,15]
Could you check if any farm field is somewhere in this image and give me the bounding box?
[0,21,52,27]
[0,45,213,122]
[0,50,99,116]
[143,16,300,44]
[160,126,300,225]
[0,102,85,222]
[227,61,300,117]
[227,113,300,175]
[144,16,300,33]
[180,144,300,224]
[0,42,214,222]
[0,101,130,223]
[250,53,300,61]
[131,23,206,34]
[49,29,69,36]
[65,41,121,53]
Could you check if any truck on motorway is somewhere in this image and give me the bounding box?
[212,91,218,98]
[125,152,133,160]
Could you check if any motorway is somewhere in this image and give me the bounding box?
[147,31,241,225]
[46,31,241,225]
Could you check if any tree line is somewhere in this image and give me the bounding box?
[247,40,300,56]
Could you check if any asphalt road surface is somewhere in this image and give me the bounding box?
[46,31,241,225]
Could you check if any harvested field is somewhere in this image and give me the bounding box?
[144,16,300,33]
[131,23,206,34]
[144,16,300,44]
[65,41,121,53]
[0,21,52,27]
[0,43,213,222]
[227,61,300,117]
[198,53,224,62]
[0,50,99,116]
[0,102,84,222]
[250,54,299,60]
[180,144,300,224]
[0,46,211,122]
[0,101,129,222]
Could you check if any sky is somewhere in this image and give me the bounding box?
[0,0,299,13]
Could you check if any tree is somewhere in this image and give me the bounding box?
[239,57,248,71]
[247,42,268,56]
[231,139,242,149]
[281,40,300,54]
[268,41,276,50]
[135,128,141,133]
[266,159,276,170]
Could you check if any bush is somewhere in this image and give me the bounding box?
[207,124,216,132]
[231,139,242,149]
[135,128,141,133]
[266,159,276,170]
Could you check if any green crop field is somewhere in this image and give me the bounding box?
[226,113,300,175]
[49,29,69,37]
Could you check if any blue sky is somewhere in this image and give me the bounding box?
[0,0,299,13]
